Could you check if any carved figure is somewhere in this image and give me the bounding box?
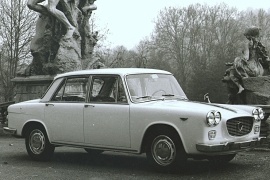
[81,0,97,13]
[27,0,75,39]
[27,0,48,15]
[222,26,270,104]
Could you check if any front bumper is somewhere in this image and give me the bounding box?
[3,127,17,135]
[196,137,267,152]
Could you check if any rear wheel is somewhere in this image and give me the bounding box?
[25,125,55,161]
[146,129,187,170]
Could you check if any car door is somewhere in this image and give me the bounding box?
[83,75,131,148]
[44,76,89,144]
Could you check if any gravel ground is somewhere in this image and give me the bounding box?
[1,126,270,180]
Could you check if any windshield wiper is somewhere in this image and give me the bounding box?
[136,95,152,99]
[162,94,175,97]
[162,94,188,100]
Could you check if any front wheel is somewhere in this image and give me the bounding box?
[25,125,55,161]
[146,129,187,170]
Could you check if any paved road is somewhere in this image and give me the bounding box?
[1,135,270,180]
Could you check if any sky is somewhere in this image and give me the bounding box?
[94,0,270,50]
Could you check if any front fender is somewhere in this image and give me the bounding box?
[139,121,186,153]
[22,120,51,142]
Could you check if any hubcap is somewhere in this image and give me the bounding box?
[29,129,45,155]
[151,135,176,166]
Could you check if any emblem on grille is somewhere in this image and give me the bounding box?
[237,122,244,132]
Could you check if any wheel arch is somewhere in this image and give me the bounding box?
[22,120,49,139]
[140,123,185,154]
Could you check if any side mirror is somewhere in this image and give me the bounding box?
[204,93,211,103]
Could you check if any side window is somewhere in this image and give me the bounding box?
[90,76,127,103]
[51,77,89,102]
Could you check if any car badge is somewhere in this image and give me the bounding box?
[237,122,244,132]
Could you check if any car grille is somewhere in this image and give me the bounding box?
[226,117,253,136]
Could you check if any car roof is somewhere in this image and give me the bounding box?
[54,68,172,79]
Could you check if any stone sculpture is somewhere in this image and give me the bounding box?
[27,0,77,39]
[222,27,270,142]
[20,0,98,76]
[222,26,270,104]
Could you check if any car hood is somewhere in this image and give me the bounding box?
[138,99,254,116]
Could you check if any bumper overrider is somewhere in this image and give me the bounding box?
[3,127,17,135]
[196,137,267,152]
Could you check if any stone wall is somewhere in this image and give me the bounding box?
[12,75,54,103]
[243,76,270,104]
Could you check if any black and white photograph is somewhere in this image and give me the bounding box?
[1,0,270,179]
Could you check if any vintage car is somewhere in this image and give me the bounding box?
[4,68,266,170]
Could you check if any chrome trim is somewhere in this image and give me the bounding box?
[3,127,17,135]
[196,137,266,152]
[51,142,138,153]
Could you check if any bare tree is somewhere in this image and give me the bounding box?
[108,46,129,68]
[133,39,150,68]
[152,6,194,90]
[150,3,245,102]
[0,0,36,101]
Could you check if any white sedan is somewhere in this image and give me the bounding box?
[4,68,266,170]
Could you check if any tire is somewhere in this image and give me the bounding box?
[146,128,187,170]
[84,148,103,156]
[207,154,236,163]
[25,125,55,161]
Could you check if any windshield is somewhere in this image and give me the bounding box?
[126,73,187,102]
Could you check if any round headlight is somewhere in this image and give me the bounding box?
[252,108,259,121]
[206,111,215,126]
[214,111,221,125]
[258,108,264,120]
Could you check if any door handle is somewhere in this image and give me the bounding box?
[45,103,54,107]
[84,104,95,108]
